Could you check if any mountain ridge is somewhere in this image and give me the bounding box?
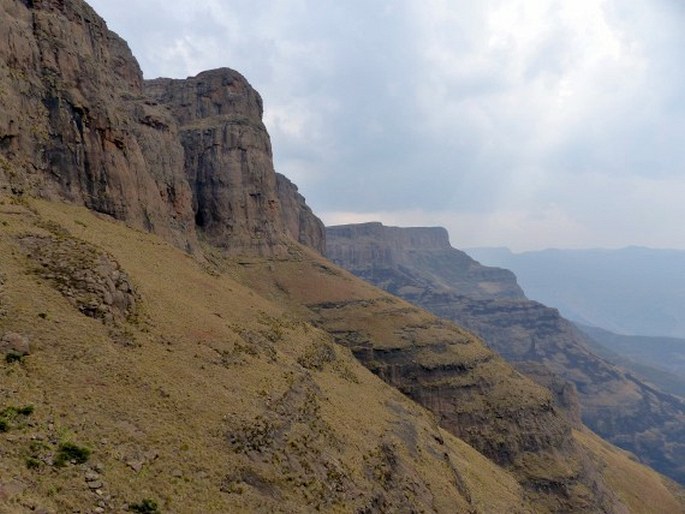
[327,222,685,485]
[1,0,684,511]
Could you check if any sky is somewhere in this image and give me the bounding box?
[88,0,685,251]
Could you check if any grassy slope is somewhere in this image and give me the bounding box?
[575,429,685,514]
[0,197,681,513]
[0,197,530,513]
[232,228,685,513]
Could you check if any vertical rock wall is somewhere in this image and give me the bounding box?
[1,0,325,255]
[0,0,196,250]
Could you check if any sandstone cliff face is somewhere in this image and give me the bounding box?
[327,222,524,299]
[145,70,294,255]
[0,0,196,249]
[1,0,325,256]
[275,173,325,254]
[327,222,685,484]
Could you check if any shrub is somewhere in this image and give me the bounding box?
[54,442,90,467]
[5,352,23,364]
[0,404,33,431]
[129,498,160,513]
[17,405,33,416]
[25,456,41,469]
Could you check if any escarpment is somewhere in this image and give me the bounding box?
[327,222,524,299]
[1,0,685,512]
[327,222,685,485]
[145,70,301,255]
[1,0,325,256]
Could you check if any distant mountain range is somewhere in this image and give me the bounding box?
[467,246,685,338]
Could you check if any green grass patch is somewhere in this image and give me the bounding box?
[0,404,33,431]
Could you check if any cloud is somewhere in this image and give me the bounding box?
[88,0,685,249]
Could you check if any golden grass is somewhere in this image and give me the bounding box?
[575,428,685,514]
[0,198,533,512]
[0,197,682,513]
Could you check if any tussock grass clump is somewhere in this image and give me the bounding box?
[54,441,91,467]
[0,404,33,432]
[129,498,160,513]
[4,351,23,364]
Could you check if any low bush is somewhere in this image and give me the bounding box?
[54,441,90,467]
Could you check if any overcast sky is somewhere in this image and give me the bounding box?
[88,0,685,251]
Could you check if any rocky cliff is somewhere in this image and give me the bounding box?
[327,222,685,484]
[145,71,294,255]
[328,222,524,299]
[0,0,325,256]
[275,173,326,255]
[1,0,684,511]
[0,0,196,249]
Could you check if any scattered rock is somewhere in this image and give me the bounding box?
[17,235,141,337]
[0,480,26,500]
[0,332,30,356]
[87,480,103,490]
[126,460,144,473]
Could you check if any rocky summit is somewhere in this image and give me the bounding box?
[1,0,684,512]
[327,222,685,485]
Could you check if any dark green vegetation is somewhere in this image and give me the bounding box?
[129,498,161,514]
[0,405,33,432]
[53,442,91,467]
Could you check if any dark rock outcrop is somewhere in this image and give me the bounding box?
[327,222,685,484]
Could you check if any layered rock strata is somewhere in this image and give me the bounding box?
[145,70,291,255]
[327,222,685,484]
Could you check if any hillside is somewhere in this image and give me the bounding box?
[1,0,684,512]
[1,198,682,513]
[467,246,685,339]
[0,199,528,513]
[327,222,685,485]
[578,324,685,398]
